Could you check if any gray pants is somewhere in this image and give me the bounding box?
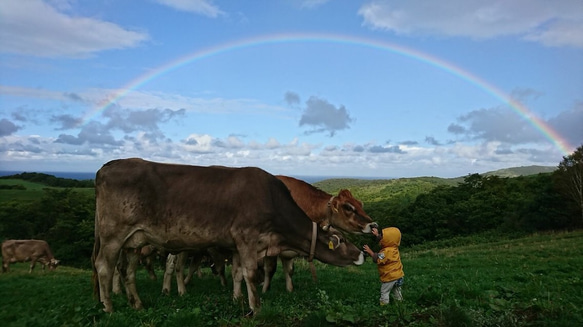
[380,277,403,305]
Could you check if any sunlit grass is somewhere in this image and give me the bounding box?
[1,230,582,326]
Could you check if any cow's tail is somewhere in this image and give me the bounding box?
[91,212,100,301]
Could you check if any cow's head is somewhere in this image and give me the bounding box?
[325,189,378,234]
[314,226,364,267]
[48,258,60,270]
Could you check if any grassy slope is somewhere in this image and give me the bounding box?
[1,231,581,326]
[0,179,52,202]
[313,165,554,205]
[0,178,94,202]
[315,176,457,204]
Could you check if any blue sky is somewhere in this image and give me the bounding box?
[1,0,582,178]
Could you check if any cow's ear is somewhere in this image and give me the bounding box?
[329,198,339,213]
[338,189,353,198]
[328,235,341,250]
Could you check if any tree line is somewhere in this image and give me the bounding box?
[1,145,581,269]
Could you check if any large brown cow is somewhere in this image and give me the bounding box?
[91,158,364,314]
[168,175,377,295]
[1,239,60,273]
[261,175,376,292]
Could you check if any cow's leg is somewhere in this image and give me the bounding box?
[1,259,7,273]
[112,267,122,294]
[231,253,244,300]
[174,252,188,296]
[237,246,260,314]
[281,256,295,292]
[207,248,228,287]
[162,253,176,295]
[216,260,227,287]
[29,259,37,273]
[184,252,202,285]
[95,242,121,313]
[145,257,157,280]
[262,256,277,293]
[121,249,143,310]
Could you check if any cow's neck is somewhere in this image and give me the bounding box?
[309,193,335,226]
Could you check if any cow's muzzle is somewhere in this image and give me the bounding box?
[353,252,365,265]
[361,222,379,234]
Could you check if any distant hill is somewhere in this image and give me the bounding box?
[314,165,556,204]
[481,165,556,178]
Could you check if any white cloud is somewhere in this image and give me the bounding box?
[358,0,583,48]
[0,130,565,178]
[0,0,149,57]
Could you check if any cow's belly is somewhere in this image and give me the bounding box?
[124,228,235,253]
[9,255,35,263]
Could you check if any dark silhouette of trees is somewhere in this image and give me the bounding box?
[554,144,583,226]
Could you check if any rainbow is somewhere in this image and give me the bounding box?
[86,32,573,155]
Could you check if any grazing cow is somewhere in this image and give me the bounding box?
[259,175,376,292]
[183,247,231,286]
[91,158,364,314]
[139,245,164,281]
[1,239,60,273]
[161,248,230,296]
[112,245,164,295]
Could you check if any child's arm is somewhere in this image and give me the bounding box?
[362,245,379,262]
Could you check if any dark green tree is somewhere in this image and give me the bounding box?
[554,144,583,225]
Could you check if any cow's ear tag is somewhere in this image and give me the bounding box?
[328,241,334,250]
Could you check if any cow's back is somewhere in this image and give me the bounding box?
[95,158,296,252]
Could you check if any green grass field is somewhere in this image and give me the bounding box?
[0,178,94,202]
[1,231,581,326]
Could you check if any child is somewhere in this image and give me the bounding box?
[363,227,404,305]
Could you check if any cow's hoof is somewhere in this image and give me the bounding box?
[244,310,254,317]
[133,302,143,310]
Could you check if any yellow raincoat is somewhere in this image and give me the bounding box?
[375,227,404,282]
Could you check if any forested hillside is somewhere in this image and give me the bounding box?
[314,163,578,246]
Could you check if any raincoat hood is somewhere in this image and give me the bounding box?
[380,227,401,248]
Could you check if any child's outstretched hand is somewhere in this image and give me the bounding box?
[363,244,374,257]
[371,227,379,238]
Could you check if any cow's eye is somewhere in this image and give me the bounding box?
[343,203,355,212]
